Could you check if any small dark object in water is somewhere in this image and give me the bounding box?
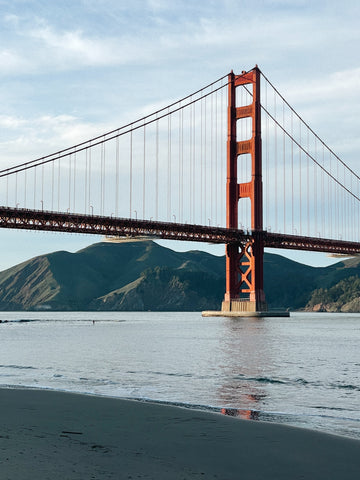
[61,430,83,435]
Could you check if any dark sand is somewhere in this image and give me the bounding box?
[0,388,359,479]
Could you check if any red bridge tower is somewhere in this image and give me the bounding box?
[221,66,268,315]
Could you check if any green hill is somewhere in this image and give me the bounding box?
[0,240,359,311]
[0,240,225,311]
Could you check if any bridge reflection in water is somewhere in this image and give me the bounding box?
[221,407,260,420]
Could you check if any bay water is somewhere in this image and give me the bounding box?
[0,311,359,440]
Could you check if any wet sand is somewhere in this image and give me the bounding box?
[0,388,359,479]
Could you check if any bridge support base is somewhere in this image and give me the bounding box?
[202,300,289,318]
[201,308,290,318]
[221,299,268,313]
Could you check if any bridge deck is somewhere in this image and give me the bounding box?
[1,207,360,256]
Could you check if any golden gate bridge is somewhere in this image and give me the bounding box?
[1,66,360,316]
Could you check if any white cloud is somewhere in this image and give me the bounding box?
[0,16,140,74]
[0,49,30,74]
[288,68,360,159]
[1,1,358,80]
[0,113,112,168]
[0,115,26,129]
[146,0,168,10]
[4,13,20,26]
[27,23,122,67]
[282,67,360,105]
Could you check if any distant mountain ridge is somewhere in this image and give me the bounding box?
[0,240,359,311]
[0,241,224,311]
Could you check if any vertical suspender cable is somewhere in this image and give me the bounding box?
[68,154,72,212]
[291,110,294,233]
[100,144,103,216]
[73,150,76,213]
[343,169,346,239]
[346,171,349,239]
[88,144,92,215]
[329,151,332,238]
[214,92,218,226]
[358,178,360,240]
[345,169,348,238]
[314,138,317,235]
[336,160,339,237]
[178,107,182,222]
[321,144,325,236]
[102,141,106,216]
[340,165,343,238]
[349,173,352,239]
[328,151,335,238]
[344,168,346,238]
[307,128,310,236]
[200,97,203,224]
[352,179,354,240]
[299,121,302,235]
[189,102,192,223]
[103,142,106,216]
[24,169,27,208]
[34,167,36,210]
[194,100,197,223]
[115,137,119,217]
[51,159,54,211]
[143,123,146,219]
[274,90,278,232]
[129,130,133,218]
[181,106,184,222]
[84,149,88,215]
[190,103,196,223]
[41,164,44,210]
[214,90,218,226]
[58,155,61,211]
[204,96,207,225]
[283,100,286,233]
[15,172,18,207]
[210,88,213,224]
[156,118,159,220]
[167,110,171,221]
[191,101,195,224]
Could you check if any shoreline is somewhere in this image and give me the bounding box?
[2,383,359,442]
[0,388,359,479]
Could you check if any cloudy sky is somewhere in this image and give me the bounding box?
[0,0,359,269]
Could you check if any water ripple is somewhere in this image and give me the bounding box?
[0,364,36,370]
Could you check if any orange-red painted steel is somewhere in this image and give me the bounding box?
[224,67,266,309]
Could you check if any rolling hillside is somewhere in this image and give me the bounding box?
[0,240,359,311]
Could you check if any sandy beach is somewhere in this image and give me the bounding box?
[0,388,359,479]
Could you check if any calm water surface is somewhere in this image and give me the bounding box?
[0,311,359,440]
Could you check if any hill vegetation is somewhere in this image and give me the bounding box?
[305,276,360,312]
[0,240,359,311]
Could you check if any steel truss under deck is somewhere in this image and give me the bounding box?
[1,206,360,256]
